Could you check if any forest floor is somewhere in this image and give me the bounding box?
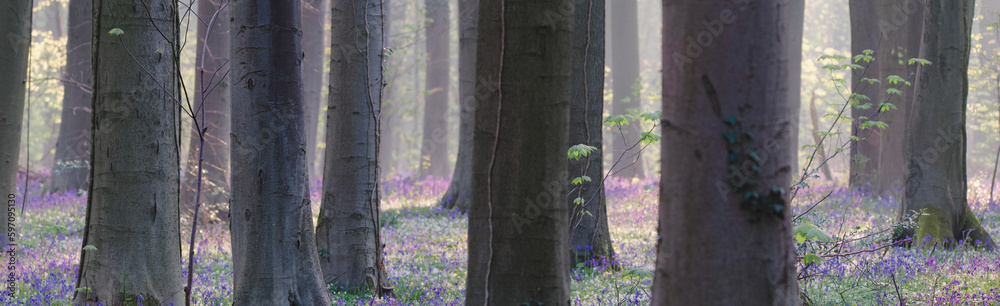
[4,175,999,305]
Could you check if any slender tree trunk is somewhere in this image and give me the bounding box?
[303,0,325,182]
[181,0,230,224]
[315,0,389,295]
[440,0,478,212]
[72,0,183,303]
[50,0,92,193]
[229,0,330,303]
[0,0,32,266]
[419,0,450,178]
[609,0,645,179]
[380,0,398,178]
[809,91,834,180]
[654,1,803,304]
[466,0,574,303]
[569,0,615,267]
[899,0,994,249]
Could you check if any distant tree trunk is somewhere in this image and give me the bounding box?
[654,1,803,304]
[315,0,389,295]
[466,0,573,303]
[809,91,834,180]
[229,0,330,303]
[569,0,615,267]
[380,0,398,177]
[440,0,478,212]
[303,0,325,182]
[182,0,230,224]
[848,0,923,193]
[419,0,450,178]
[72,0,183,303]
[0,0,31,260]
[50,0,91,193]
[609,0,645,179]
[899,0,994,249]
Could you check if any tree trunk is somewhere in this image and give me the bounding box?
[49,0,91,193]
[609,0,645,179]
[72,0,183,303]
[654,1,803,304]
[315,0,389,294]
[849,0,923,193]
[419,0,450,178]
[380,0,398,177]
[809,91,834,180]
[466,0,573,304]
[900,0,994,249]
[302,0,325,182]
[229,0,330,303]
[0,0,31,265]
[440,0,478,212]
[182,0,230,224]
[569,0,615,267]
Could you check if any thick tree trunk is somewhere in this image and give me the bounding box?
[315,0,389,294]
[609,0,645,179]
[466,0,573,304]
[182,0,230,224]
[0,0,31,265]
[229,0,330,303]
[569,0,615,267]
[654,1,803,304]
[900,0,994,249]
[849,0,923,193]
[72,0,183,303]
[303,0,325,182]
[49,0,91,193]
[440,0,478,212]
[419,0,450,178]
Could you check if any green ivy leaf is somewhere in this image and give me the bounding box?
[573,197,585,205]
[108,28,124,36]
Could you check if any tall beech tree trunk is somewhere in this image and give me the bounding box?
[0,0,31,261]
[50,0,91,193]
[466,0,573,303]
[569,0,615,267]
[303,0,325,181]
[849,0,923,193]
[315,0,389,294]
[900,0,994,249]
[654,1,803,304]
[419,0,450,178]
[609,0,645,179]
[229,0,330,303]
[440,0,478,212]
[73,0,183,303]
[380,0,397,177]
[182,0,230,224]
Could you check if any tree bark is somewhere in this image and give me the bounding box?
[181,0,230,224]
[654,1,803,304]
[229,0,330,303]
[809,91,834,180]
[49,0,91,193]
[419,0,450,178]
[380,0,397,177]
[899,0,994,249]
[72,0,183,303]
[609,0,645,179]
[302,0,325,182]
[466,0,573,304]
[0,0,31,266]
[440,0,478,212]
[315,0,389,295]
[568,0,615,268]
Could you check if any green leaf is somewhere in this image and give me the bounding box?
[804,253,825,265]
[885,75,907,85]
[794,232,807,244]
[886,88,904,96]
[793,223,833,242]
[860,78,881,84]
[603,114,636,126]
[817,54,847,62]
[908,58,932,66]
[640,111,662,122]
[879,102,897,112]
[83,245,98,251]
[573,197,585,205]
[639,132,661,145]
[109,28,125,36]
[571,176,591,185]
[821,64,842,71]
[854,102,873,110]
[843,63,864,70]
[567,144,598,161]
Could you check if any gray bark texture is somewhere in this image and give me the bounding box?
[466,0,574,304]
[315,0,389,295]
[0,0,31,270]
[228,0,330,303]
[568,0,615,268]
[419,0,451,178]
[50,0,92,193]
[440,0,478,212]
[609,0,645,179]
[302,0,325,181]
[654,0,803,304]
[72,0,184,303]
[899,0,994,249]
